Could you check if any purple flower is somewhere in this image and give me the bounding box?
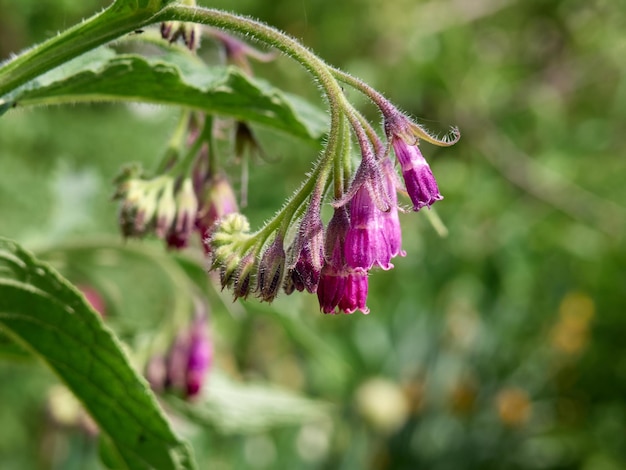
[185,314,213,398]
[317,264,348,314]
[344,185,393,271]
[391,135,443,211]
[316,207,370,314]
[380,158,405,259]
[338,270,369,315]
[317,208,349,313]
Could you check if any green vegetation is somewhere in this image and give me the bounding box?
[1,0,625,468]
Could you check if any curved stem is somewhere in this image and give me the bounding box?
[330,67,394,115]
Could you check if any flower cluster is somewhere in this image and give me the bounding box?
[114,114,239,251]
[115,165,238,251]
[208,107,459,314]
[113,23,459,316]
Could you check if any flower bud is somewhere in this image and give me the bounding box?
[160,20,201,51]
[155,180,177,238]
[232,252,257,300]
[168,178,198,249]
[288,211,324,294]
[210,213,251,249]
[257,236,286,303]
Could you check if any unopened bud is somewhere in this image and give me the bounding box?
[232,252,257,300]
[160,20,201,51]
[257,236,286,303]
[155,180,177,238]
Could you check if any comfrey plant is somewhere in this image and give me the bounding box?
[0,1,459,316]
[0,1,457,467]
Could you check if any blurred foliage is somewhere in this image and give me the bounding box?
[1,0,626,469]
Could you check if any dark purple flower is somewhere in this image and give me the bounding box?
[316,207,370,314]
[317,208,349,313]
[317,264,348,314]
[391,135,443,211]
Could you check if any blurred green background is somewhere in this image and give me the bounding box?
[1,0,626,469]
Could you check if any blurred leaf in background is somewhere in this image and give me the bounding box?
[1,0,626,469]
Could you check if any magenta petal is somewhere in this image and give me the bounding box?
[338,271,369,314]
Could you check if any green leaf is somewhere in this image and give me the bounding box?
[0,238,196,470]
[0,331,30,360]
[169,371,331,434]
[111,0,176,14]
[4,47,328,143]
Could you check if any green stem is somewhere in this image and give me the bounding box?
[330,67,394,115]
[334,116,349,198]
[155,110,190,173]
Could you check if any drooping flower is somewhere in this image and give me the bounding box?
[391,136,443,211]
[317,207,350,313]
[337,270,370,315]
[384,110,459,212]
[344,184,393,271]
[316,207,370,314]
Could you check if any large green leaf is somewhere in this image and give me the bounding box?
[2,46,328,142]
[0,238,196,470]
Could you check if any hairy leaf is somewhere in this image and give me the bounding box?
[0,238,196,470]
[2,47,327,142]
